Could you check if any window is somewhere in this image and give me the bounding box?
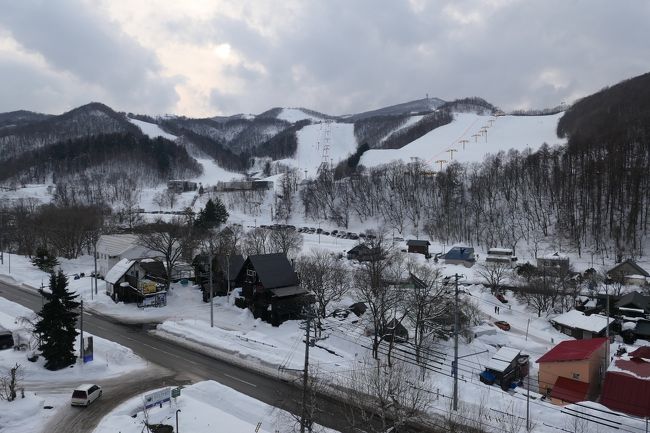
[246,269,256,277]
[572,373,580,379]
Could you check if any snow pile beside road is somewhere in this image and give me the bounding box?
[93,380,339,433]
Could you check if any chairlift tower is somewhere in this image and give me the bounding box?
[435,159,447,172]
[317,121,333,178]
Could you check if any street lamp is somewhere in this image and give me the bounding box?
[176,409,181,433]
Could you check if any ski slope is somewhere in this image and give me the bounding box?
[278,122,358,177]
[360,112,565,169]
[129,118,178,140]
[276,107,327,123]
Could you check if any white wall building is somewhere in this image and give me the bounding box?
[96,234,159,277]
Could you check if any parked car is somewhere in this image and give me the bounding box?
[71,384,102,407]
[495,293,508,303]
[494,321,511,331]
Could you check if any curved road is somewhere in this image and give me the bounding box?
[0,279,350,433]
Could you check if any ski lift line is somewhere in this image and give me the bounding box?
[424,116,481,165]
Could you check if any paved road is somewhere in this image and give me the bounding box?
[0,279,350,433]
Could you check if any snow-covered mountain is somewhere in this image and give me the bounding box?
[0,96,565,188]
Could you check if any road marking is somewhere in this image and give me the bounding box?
[223,373,257,387]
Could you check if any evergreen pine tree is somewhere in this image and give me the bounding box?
[33,271,80,370]
[195,198,228,230]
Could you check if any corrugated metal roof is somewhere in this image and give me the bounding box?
[97,234,139,256]
[550,376,589,403]
[487,346,520,373]
[537,338,606,363]
[105,258,135,284]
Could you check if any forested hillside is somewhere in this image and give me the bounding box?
[302,74,650,259]
[0,132,201,204]
[0,102,138,161]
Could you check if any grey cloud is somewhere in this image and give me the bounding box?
[0,0,178,113]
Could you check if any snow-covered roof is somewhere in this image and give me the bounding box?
[487,346,521,373]
[97,234,139,256]
[487,248,513,254]
[105,258,135,284]
[550,310,609,333]
[541,252,568,260]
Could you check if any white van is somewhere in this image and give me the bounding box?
[71,384,102,406]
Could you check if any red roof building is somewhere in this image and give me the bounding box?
[537,338,607,404]
[601,356,650,417]
[550,376,590,404]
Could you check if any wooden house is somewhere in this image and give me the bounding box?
[549,310,611,339]
[536,338,606,404]
[607,260,650,285]
[234,253,312,325]
[537,252,570,275]
[194,254,245,301]
[104,258,167,307]
[346,244,383,262]
[615,291,650,317]
[406,239,431,257]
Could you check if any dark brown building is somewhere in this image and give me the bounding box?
[235,253,312,325]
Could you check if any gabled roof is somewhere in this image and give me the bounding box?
[550,310,609,333]
[97,234,139,256]
[444,246,475,261]
[602,365,650,417]
[537,338,606,363]
[139,260,167,280]
[608,259,650,278]
[105,258,135,284]
[550,376,589,403]
[247,253,298,289]
[407,239,430,247]
[348,244,370,253]
[629,346,650,360]
[487,347,521,373]
[616,291,650,312]
[214,254,245,278]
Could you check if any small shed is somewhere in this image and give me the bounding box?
[406,240,431,257]
[443,246,476,267]
[480,346,529,390]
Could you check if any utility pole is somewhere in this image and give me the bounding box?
[79,299,84,361]
[93,236,98,297]
[453,273,459,411]
[301,311,314,433]
[209,251,214,328]
[445,273,463,411]
[526,370,531,431]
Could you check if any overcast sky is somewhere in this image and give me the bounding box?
[0,0,648,117]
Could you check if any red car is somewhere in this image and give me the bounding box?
[496,293,508,303]
[494,321,511,331]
